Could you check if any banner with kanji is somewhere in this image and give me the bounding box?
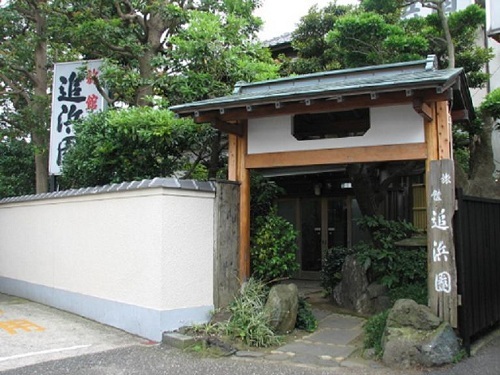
[49,60,106,175]
[427,159,458,327]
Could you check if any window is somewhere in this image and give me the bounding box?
[292,108,370,141]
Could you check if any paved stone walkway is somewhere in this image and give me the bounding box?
[232,280,388,370]
[263,312,366,367]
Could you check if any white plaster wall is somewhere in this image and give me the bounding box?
[247,104,424,155]
[0,188,215,312]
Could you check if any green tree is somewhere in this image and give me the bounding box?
[326,11,429,68]
[0,137,36,198]
[0,0,65,194]
[53,0,276,107]
[1,0,279,193]
[280,3,353,75]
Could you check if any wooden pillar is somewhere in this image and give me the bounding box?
[425,101,458,328]
[228,134,238,181]
[227,123,251,282]
[237,122,250,281]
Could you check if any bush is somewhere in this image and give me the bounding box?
[295,297,317,332]
[223,278,282,347]
[389,283,428,305]
[354,216,427,289]
[363,310,389,358]
[480,87,500,119]
[61,107,214,188]
[250,209,299,282]
[321,246,354,296]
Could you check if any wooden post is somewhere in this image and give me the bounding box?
[237,121,251,281]
[427,160,458,327]
[228,134,238,182]
[227,123,251,282]
[425,101,458,327]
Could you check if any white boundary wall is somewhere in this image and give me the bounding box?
[0,179,216,341]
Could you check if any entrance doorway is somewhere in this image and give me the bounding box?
[278,197,356,279]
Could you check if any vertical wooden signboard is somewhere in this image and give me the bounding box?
[428,159,458,327]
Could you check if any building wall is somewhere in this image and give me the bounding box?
[0,180,216,341]
[247,104,424,154]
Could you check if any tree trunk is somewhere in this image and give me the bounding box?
[347,164,385,217]
[208,131,222,180]
[436,1,455,68]
[467,117,500,198]
[33,1,50,193]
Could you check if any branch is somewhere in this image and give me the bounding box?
[10,66,37,83]
[0,73,31,104]
[91,75,116,107]
[114,0,146,30]
[103,42,136,58]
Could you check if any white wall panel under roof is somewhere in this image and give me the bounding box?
[247,104,424,155]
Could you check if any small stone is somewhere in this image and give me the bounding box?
[265,353,291,361]
[162,332,196,349]
[319,355,333,360]
[235,351,265,358]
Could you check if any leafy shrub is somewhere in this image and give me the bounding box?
[389,283,428,305]
[223,278,282,347]
[250,173,284,235]
[250,209,299,282]
[295,297,317,332]
[61,107,214,188]
[363,310,389,358]
[480,87,500,119]
[321,246,354,295]
[354,216,426,289]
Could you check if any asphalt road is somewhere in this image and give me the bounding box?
[2,293,499,375]
[0,344,418,375]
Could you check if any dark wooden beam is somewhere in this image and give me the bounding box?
[190,89,452,124]
[451,109,469,123]
[211,119,244,136]
[413,98,433,122]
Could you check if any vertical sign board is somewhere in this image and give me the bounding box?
[428,159,458,327]
[49,60,106,175]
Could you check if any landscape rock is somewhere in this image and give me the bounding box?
[265,283,299,334]
[333,255,369,311]
[387,299,441,331]
[333,255,390,315]
[382,299,460,369]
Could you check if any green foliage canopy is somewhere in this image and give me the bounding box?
[284,3,492,89]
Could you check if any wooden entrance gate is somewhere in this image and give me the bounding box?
[454,189,500,353]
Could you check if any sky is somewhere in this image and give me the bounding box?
[254,0,357,41]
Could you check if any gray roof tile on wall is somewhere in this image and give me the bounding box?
[0,178,216,205]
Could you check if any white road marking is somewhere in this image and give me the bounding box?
[0,344,92,362]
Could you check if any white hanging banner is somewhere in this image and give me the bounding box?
[49,60,106,175]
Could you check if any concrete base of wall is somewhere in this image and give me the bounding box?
[0,277,212,342]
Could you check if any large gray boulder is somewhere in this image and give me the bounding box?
[265,283,299,334]
[333,255,390,315]
[333,255,369,310]
[382,299,460,369]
